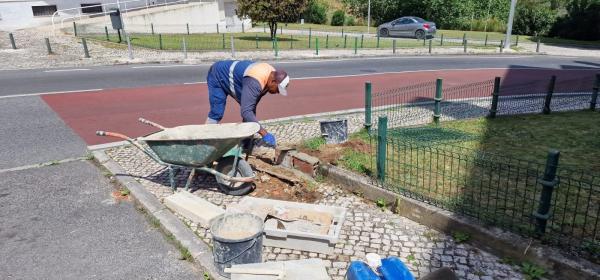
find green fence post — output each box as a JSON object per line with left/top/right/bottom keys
{"left": 365, "top": 82, "right": 372, "bottom": 131}
{"left": 105, "top": 26, "right": 109, "bottom": 41}
{"left": 376, "top": 33, "right": 380, "bottom": 48}
{"left": 376, "top": 116, "right": 388, "bottom": 182}
{"left": 462, "top": 33, "right": 466, "bottom": 45}
{"left": 440, "top": 34, "right": 444, "bottom": 46}
{"left": 534, "top": 150, "right": 560, "bottom": 237}
{"left": 393, "top": 39, "right": 396, "bottom": 54}
{"left": 255, "top": 34, "right": 259, "bottom": 49}
{"left": 326, "top": 34, "right": 329, "bottom": 49}
{"left": 485, "top": 34, "right": 488, "bottom": 46}
{"left": 73, "top": 22, "right": 78, "bottom": 36}
{"left": 308, "top": 28, "right": 312, "bottom": 48}
{"left": 590, "top": 74, "right": 600, "bottom": 110}
{"left": 360, "top": 34, "right": 364, "bottom": 48}
{"left": 464, "top": 39, "right": 467, "bottom": 53}
{"left": 354, "top": 37, "right": 358, "bottom": 54}
{"left": 429, "top": 39, "right": 432, "bottom": 54}
{"left": 186, "top": 23, "right": 190, "bottom": 35}
{"left": 45, "top": 38, "right": 52, "bottom": 54}
{"left": 344, "top": 35, "right": 347, "bottom": 48}
{"left": 290, "top": 34, "right": 293, "bottom": 49}
{"left": 82, "top": 38, "right": 90, "bottom": 58}
{"left": 500, "top": 40, "right": 504, "bottom": 53}
{"left": 222, "top": 33, "right": 225, "bottom": 49}
{"left": 9, "top": 33, "right": 16, "bottom": 49}
{"left": 158, "top": 34, "right": 163, "bottom": 50}
{"left": 217, "top": 23, "right": 220, "bottom": 34}
{"left": 543, "top": 75, "right": 556, "bottom": 114}
{"left": 536, "top": 38, "right": 541, "bottom": 53}
{"left": 515, "top": 35, "right": 519, "bottom": 46}
{"left": 341, "top": 28, "right": 344, "bottom": 38}
{"left": 117, "top": 29, "right": 122, "bottom": 43}
{"left": 433, "top": 78, "right": 443, "bottom": 125}
{"left": 488, "top": 77, "right": 501, "bottom": 118}
{"left": 151, "top": 23, "right": 154, "bottom": 35}
{"left": 423, "top": 38, "right": 426, "bottom": 46}
{"left": 315, "top": 37, "right": 319, "bottom": 55}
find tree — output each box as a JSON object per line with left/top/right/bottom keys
{"left": 304, "top": 0, "right": 328, "bottom": 24}
{"left": 513, "top": 3, "right": 557, "bottom": 36}
{"left": 331, "top": 10, "right": 346, "bottom": 26}
{"left": 236, "top": 0, "right": 308, "bottom": 39}
{"left": 549, "top": 0, "right": 600, "bottom": 40}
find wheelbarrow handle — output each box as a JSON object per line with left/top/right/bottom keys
{"left": 96, "top": 131, "right": 133, "bottom": 141}
{"left": 138, "top": 117, "right": 166, "bottom": 130}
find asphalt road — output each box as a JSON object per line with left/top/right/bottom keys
{"left": 2, "top": 55, "right": 599, "bottom": 97}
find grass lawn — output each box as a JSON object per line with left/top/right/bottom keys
{"left": 300, "top": 110, "right": 600, "bottom": 260}
{"left": 84, "top": 31, "right": 496, "bottom": 51}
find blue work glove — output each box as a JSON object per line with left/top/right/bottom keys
{"left": 262, "top": 133, "right": 276, "bottom": 147}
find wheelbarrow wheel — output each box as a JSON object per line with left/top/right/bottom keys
{"left": 214, "top": 156, "right": 255, "bottom": 196}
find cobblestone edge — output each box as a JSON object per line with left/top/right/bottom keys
{"left": 319, "top": 163, "right": 600, "bottom": 280}
{"left": 91, "top": 149, "right": 228, "bottom": 280}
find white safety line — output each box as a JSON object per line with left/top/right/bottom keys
{"left": 44, "top": 68, "right": 91, "bottom": 73}
{"left": 0, "top": 88, "right": 104, "bottom": 99}
{"left": 131, "top": 64, "right": 201, "bottom": 69}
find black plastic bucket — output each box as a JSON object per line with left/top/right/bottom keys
{"left": 210, "top": 213, "right": 264, "bottom": 277}
{"left": 320, "top": 119, "right": 348, "bottom": 144}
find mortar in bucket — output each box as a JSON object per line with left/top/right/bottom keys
{"left": 320, "top": 119, "right": 348, "bottom": 144}
{"left": 210, "top": 213, "right": 264, "bottom": 277}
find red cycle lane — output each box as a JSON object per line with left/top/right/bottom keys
{"left": 42, "top": 68, "right": 596, "bottom": 145}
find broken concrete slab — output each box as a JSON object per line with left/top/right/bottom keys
{"left": 164, "top": 191, "right": 225, "bottom": 228}
{"left": 229, "top": 258, "right": 330, "bottom": 280}
{"left": 228, "top": 197, "right": 346, "bottom": 254}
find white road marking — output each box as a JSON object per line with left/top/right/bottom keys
{"left": 131, "top": 64, "right": 200, "bottom": 69}
{"left": 0, "top": 88, "right": 103, "bottom": 99}
{"left": 44, "top": 68, "right": 91, "bottom": 73}
{"left": 183, "top": 82, "right": 207, "bottom": 85}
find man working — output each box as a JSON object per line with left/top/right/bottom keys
{"left": 205, "top": 60, "right": 290, "bottom": 147}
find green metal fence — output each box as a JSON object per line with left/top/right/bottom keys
{"left": 368, "top": 122, "right": 600, "bottom": 262}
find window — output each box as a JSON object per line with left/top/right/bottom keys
{"left": 32, "top": 5, "right": 57, "bottom": 17}
{"left": 399, "top": 18, "right": 413, "bottom": 24}
{"left": 81, "top": 4, "right": 103, "bottom": 14}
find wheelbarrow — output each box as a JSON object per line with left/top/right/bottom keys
{"left": 96, "top": 117, "right": 259, "bottom": 196}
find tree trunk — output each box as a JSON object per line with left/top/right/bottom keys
{"left": 269, "top": 21, "right": 278, "bottom": 40}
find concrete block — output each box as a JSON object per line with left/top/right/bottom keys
{"left": 230, "top": 258, "right": 330, "bottom": 280}
{"left": 291, "top": 152, "right": 320, "bottom": 177}
{"left": 164, "top": 191, "right": 225, "bottom": 228}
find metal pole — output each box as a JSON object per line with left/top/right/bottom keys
{"left": 376, "top": 116, "right": 388, "bottom": 182}
{"left": 117, "top": 29, "right": 122, "bottom": 43}
{"left": 126, "top": 35, "right": 133, "bottom": 60}
{"left": 151, "top": 23, "right": 154, "bottom": 35}
{"left": 274, "top": 36, "right": 278, "bottom": 57}
{"left": 326, "top": 34, "right": 329, "bottom": 49}
{"left": 440, "top": 34, "right": 444, "bottom": 46}
{"left": 462, "top": 33, "right": 466, "bottom": 45}
{"left": 308, "top": 28, "right": 312, "bottom": 48}
{"left": 82, "top": 38, "right": 90, "bottom": 58}
{"left": 464, "top": 39, "right": 467, "bottom": 53}
{"left": 230, "top": 34, "right": 235, "bottom": 57}
{"left": 428, "top": 39, "right": 432, "bottom": 54}
{"left": 534, "top": 150, "right": 560, "bottom": 237}
{"left": 73, "top": 22, "right": 78, "bottom": 36}
{"left": 290, "top": 34, "right": 293, "bottom": 49}
{"left": 242, "top": 22, "right": 245, "bottom": 33}
{"left": 315, "top": 37, "right": 319, "bottom": 55}
{"left": 186, "top": 23, "right": 190, "bottom": 35}
{"left": 590, "top": 74, "right": 600, "bottom": 110}
{"left": 255, "top": 34, "right": 259, "bottom": 49}
{"left": 488, "top": 77, "right": 501, "bottom": 118}
{"left": 222, "top": 33, "right": 225, "bottom": 49}
{"left": 393, "top": 39, "right": 396, "bottom": 54}
{"left": 543, "top": 75, "right": 556, "bottom": 114}
{"left": 105, "top": 26, "right": 109, "bottom": 41}
{"left": 376, "top": 33, "right": 380, "bottom": 48}
{"left": 515, "top": 35, "right": 519, "bottom": 46}
{"left": 504, "top": 0, "right": 517, "bottom": 49}
{"left": 182, "top": 37, "right": 187, "bottom": 59}
{"left": 500, "top": 40, "right": 504, "bottom": 53}
{"left": 217, "top": 23, "right": 220, "bottom": 34}
{"left": 344, "top": 35, "right": 347, "bottom": 48}
{"left": 536, "top": 38, "right": 541, "bottom": 53}
{"left": 45, "top": 38, "right": 52, "bottom": 54}
{"left": 158, "top": 34, "right": 163, "bottom": 50}
{"left": 433, "top": 78, "right": 443, "bottom": 125}
{"left": 485, "top": 34, "right": 488, "bottom": 46}
{"left": 365, "top": 82, "right": 372, "bottom": 131}
{"left": 354, "top": 37, "right": 358, "bottom": 54}
{"left": 361, "top": 34, "right": 364, "bottom": 48}
{"left": 9, "top": 33, "right": 16, "bottom": 49}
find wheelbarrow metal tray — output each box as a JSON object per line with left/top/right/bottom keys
{"left": 141, "top": 123, "right": 260, "bottom": 167}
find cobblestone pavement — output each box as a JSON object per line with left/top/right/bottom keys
{"left": 106, "top": 146, "right": 524, "bottom": 279}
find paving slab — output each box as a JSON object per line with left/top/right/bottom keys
{"left": 165, "top": 191, "right": 225, "bottom": 228}
{"left": 0, "top": 160, "right": 200, "bottom": 279}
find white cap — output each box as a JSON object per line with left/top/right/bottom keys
{"left": 278, "top": 75, "right": 290, "bottom": 96}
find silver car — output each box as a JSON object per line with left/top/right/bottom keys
{"left": 377, "top": 16, "right": 436, "bottom": 39}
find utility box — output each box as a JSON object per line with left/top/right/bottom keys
{"left": 109, "top": 9, "right": 123, "bottom": 30}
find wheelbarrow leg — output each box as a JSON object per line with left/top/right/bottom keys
{"left": 184, "top": 168, "right": 196, "bottom": 191}
{"left": 168, "top": 166, "right": 176, "bottom": 192}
